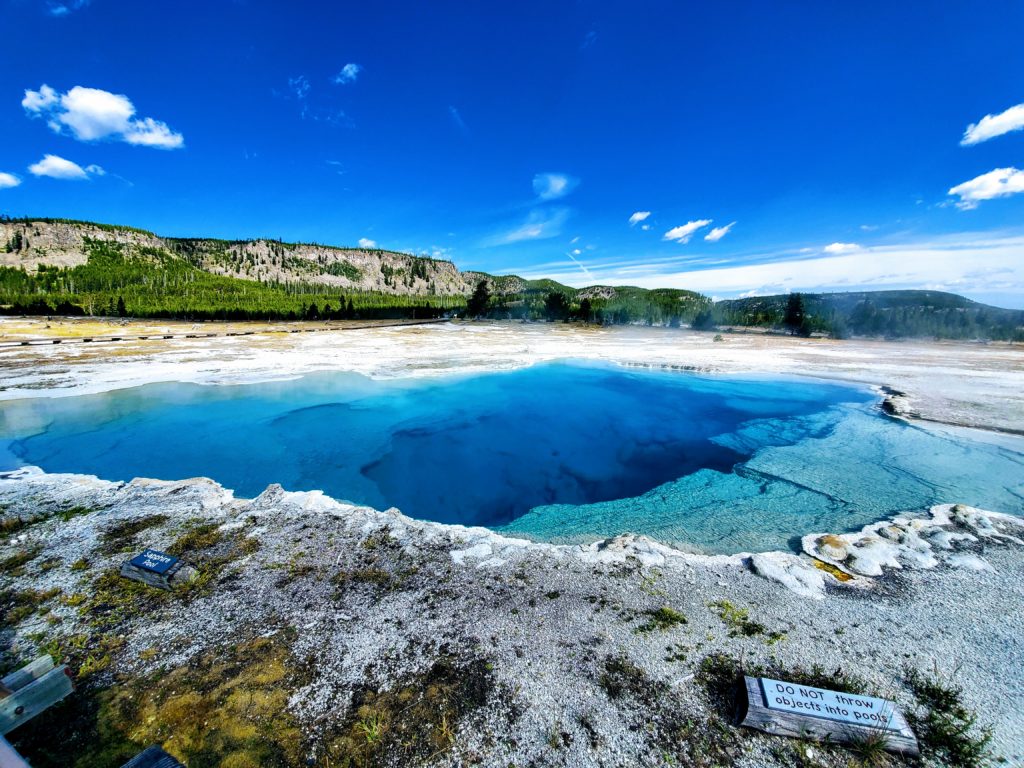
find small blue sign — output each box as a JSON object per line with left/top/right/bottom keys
{"left": 129, "top": 549, "right": 178, "bottom": 575}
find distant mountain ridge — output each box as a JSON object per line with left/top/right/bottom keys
{"left": 0, "top": 217, "right": 1021, "bottom": 339}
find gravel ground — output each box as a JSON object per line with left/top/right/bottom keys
{"left": 1, "top": 471, "right": 1021, "bottom": 767}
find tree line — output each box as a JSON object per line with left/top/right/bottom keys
{"left": 0, "top": 240, "right": 460, "bottom": 321}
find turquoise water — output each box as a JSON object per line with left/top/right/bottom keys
{"left": 1, "top": 362, "right": 1022, "bottom": 553}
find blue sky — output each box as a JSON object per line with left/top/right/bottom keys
{"left": 2, "top": 1, "right": 1024, "bottom": 307}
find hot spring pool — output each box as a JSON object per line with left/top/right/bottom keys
{"left": 1, "top": 361, "right": 1022, "bottom": 553}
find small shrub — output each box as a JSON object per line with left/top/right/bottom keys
{"left": 0, "top": 547, "right": 40, "bottom": 575}
{"left": 0, "top": 513, "right": 45, "bottom": 535}
{"left": 98, "top": 515, "right": 168, "bottom": 554}
{"left": 709, "top": 599, "right": 785, "bottom": 643}
{"left": 906, "top": 667, "right": 993, "bottom": 768}
{"left": 1, "top": 588, "right": 61, "bottom": 629}
{"left": 636, "top": 605, "right": 688, "bottom": 633}
{"left": 57, "top": 506, "right": 93, "bottom": 522}
{"left": 166, "top": 522, "right": 222, "bottom": 556}
{"left": 599, "top": 654, "right": 660, "bottom": 700}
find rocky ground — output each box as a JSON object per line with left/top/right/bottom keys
{"left": 1, "top": 469, "right": 1022, "bottom": 768}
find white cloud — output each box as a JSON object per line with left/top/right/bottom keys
{"left": 333, "top": 63, "right": 362, "bottom": 85}
{"left": 28, "top": 154, "right": 102, "bottom": 180}
{"left": 961, "top": 103, "right": 1024, "bottom": 146}
{"left": 0, "top": 172, "right": 21, "bottom": 189}
{"left": 22, "top": 84, "right": 184, "bottom": 149}
{"left": 663, "top": 219, "right": 712, "bottom": 243}
{"left": 948, "top": 167, "right": 1024, "bottom": 210}
{"left": 485, "top": 208, "right": 569, "bottom": 246}
{"left": 21, "top": 84, "right": 58, "bottom": 112}
{"left": 508, "top": 232, "right": 1024, "bottom": 305}
{"left": 532, "top": 172, "right": 578, "bottom": 201}
{"left": 629, "top": 211, "right": 651, "bottom": 226}
{"left": 122, "top": 117, "right": 183, "bottom": 148}
{"left": 704, "top": 222, "right": 735, "bottom": 242}
{"left": 358, "top": 238, "right": 377, "bottom": 248}
{"left": 823, "top": 242, "right": 861, "bottom": 254}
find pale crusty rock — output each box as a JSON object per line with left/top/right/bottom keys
{"left": 802, "top": 504, "right": 1024, "bottom": 579}
{"left": 748, "top": 552, "right": 827, "bottom": 600}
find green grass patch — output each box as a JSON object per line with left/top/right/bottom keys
{"left": 906, "top": 667, "right": 993, "bottom": 768}
{"left": 0, "top": 546, "right": 41, "bottom": 575}
{"left": 635, "top": 605, "right": 688, "bottom": 633}
{"left": 96, "top": 514, "right": 169, "bottom": 555}
{"left": 709, "top": 599, "right": 786, "bottom": 644}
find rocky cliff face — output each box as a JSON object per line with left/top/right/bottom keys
{"left": 0, "top": 220, "right": 494, "bottom": 297}
{"left": 0, "top": 220, "right": 165, "bottom": 269}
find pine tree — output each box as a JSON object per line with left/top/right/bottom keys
{"left": 466, "top": 280, "right": 490, "bottom": 318}
{"left": 783, "top": 293, "right": 805, "bottom": 335}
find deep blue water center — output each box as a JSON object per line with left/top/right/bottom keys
{"left": 2, "top": 362, "right": 1022, "bottom": 553}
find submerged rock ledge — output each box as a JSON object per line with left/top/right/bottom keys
{"left": 1, "top": 468, "right": 1022, "bottom": 766}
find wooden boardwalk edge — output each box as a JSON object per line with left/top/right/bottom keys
{"left": 0, "top": 318, "right": 449, "bottom": 350}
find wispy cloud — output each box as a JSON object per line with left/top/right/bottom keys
{"left": 961, "top": 103, "right": 1024, "bottom": 146}
{"left": 47, "top": 0, "right": 89, "bottom": 16}
{"left": 566, "top": 249, "right": 595, "bottom": 281}
{"left": 0, "top": 172, "right": 21, "bottom": 189}
{"left": 288, "top": 76, "right": 311, "bottom": 99}
{"left": 448, "top": 105, "right": 469, "bottom": 135}
{"left": 358, "top": 237, "right": 377, "bottom": 248}
{"left": 704, "top": 222, "right": 735, "bottom": 242}
{"left": 581, "top": 30, "right": 598, "bottom": 49}
{"left": 333, "top": 63, "right": 362, "bottom": 85}
{"left": 22, "top": 84, "right": 184, "bottom": 149}
{"left": 533, "top": 172, "right": 578, "bottom": 201}
{"left": 628, "top": 211, "right": 651, "bottom": 226}
{"left": 663, "top": 219, "right": 712, "bottom": 243}
{"left": 28, "top": 154, "right": 103, "bottom": 180}
{"left": 484, "top": 207, "right": 570, "bottom": 246}
{"left": 948, "top": 167, "right": 1024, "bottom": 209}
{"left": 823, "top": 242, "right": 861, "bottom": 254}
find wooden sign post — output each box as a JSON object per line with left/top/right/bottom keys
{"left": 120, "top": 549, "right": 195, "bottom": 590}
{"left": 740, "top": 676, "right": 919, "bottom": 756}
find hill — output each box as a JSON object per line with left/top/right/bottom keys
{"left": 0, "top": 217, "right": 1019, "bottom": 338}
{"left": 715, "top": 290, "right": 1024, "bottom": 341}
{"left": 0, "top": 217, "right": 710, "bottom": 324}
